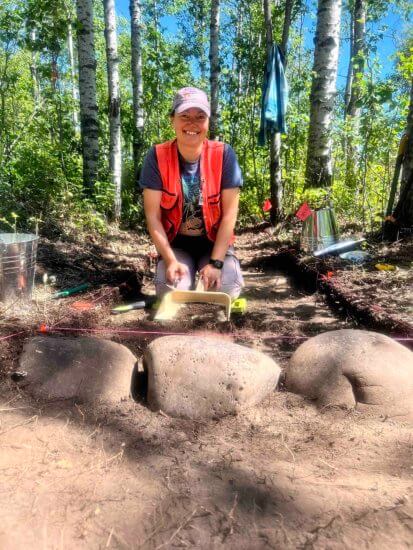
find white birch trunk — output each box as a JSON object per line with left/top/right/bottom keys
{"left": 305, "top": 0, "right": 342, "bottom": 188}
{"left": 103, "top": 0, "right": 122, "bottom": 220}
{"left": 230, "top": 6, "right": 243, "bottom": 145}
{"left": 209, "top": 0, "right": 220, "bottom": 140}
{"left": 29, "top": 29, "right": 40, "bottom": 107}
{"left": 67, "top": 21, "right": 80, "bottom": 133}
{"left": 344, "top": 0, "right": 366, "bottom": 188}
{"left": 152, "top": 0, "right": 161, "bottom": 139}
{"left": 194, "top": 1, "right": 208, "bottom": 82}
{"left": 344, "top": 10, "right": 354, "bottom": 116}
{"left": 76, "top": 0, "right": 99, "bottom": 192}
{"left": 347, "top": 0, "right": 366, "bottom": 119}
{"left": 130, "top": 0, "right": 144, "bottom": 180}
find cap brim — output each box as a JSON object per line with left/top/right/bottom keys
{"left": 174, "top": 102, "right": 210, "bottom": 118}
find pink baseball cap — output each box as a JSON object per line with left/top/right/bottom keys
{"left": 171, "top": 87, "right": 210, "bottom": 117}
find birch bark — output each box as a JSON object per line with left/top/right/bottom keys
{"left": 344, "top": 0, "right": 366, "bottom": 188}
{"left": 192, "top": 1, "right": 208, "bottom": 82}
{"left": 305, "top": 0, "right": 342, "bottom": 189}
{"left": 344, "top": 11, "right": 354, "bottom": 115}
{"left": 103, "top": 0, "right": 122, "bottom": 220}
{"left": 230, "top": 4, "right": 243, "bottom": 146}
{"left": 152, "top": 0, "right": 161, "bottom": 139}
{"left": 130, "top": 0, "right": 144, "bottom": 180}
{"left": 67, "top": 21, "right": 80, "bottom": 133}
{"left": 29, "top": 28, "right": 40, "bottom": 107}
{"left": 346, "top": 0, "right": 365, "bottom": 119}
{"left": 76, "top": 0, "right": 99, "bottom": 192}
{"left": 209, "top": 0, "right": 220, "bottom": 140}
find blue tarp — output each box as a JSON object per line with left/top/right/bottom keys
{"left": 258, "top": 43, "right": 288, "bottom": 145}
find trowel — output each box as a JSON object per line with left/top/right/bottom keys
{"left": 154, "top": 279, "right": 232, "bottom": 321}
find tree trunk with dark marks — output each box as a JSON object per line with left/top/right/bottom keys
{"left": 67, "top": 21, "right": 80, "bottom": 133}
{"left": 76, "top": 0, "right": 99, "bottom": 193}
{"left": 304, "top": 0, "right": 342, "bottom": 189}
{"left": 345, "top": 0, "right": 366, "bottom": 189}
{"left": 209, "top": 0, "right": 220, "bottom": 140}
{"left": 103, "top": 0, "right": 122, "bottom": 220}
{"left": 130, "top": 0, "right": 144, "bottom": 182}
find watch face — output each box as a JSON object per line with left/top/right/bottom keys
{"left": 210, "top": 259, "right": 224, "bottom": 269}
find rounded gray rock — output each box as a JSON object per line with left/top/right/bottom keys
{"left": 141, "top": 335, "right": 281, "bottom": 419}
{"left": 17, "top": 336, "right": 137, "bottom": 404}
{"left": 285, "top": 329, "right": 413, "bottom": 419}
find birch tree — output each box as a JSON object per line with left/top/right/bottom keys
{"left": 67, "top": 20, "right": 80, "bottom": 133}
{"left": 345, "top": 0, "right": 365, "bottom": 117}
{"left": 188, "top": 0, "right": 209, "bottom": 83}
{"left": 130, "top": 0, "right": 144, "bottom": 180}
{"left": 76, "top": 0, "right": 99, "bottom": 192}
{"left": 103, "top": 0, "right": 122, "bottom": 220}
{"left": 209, "top": 0, "right": 220, "bottom": 140}
{"left": 304, "top": 0, "right": 342, "bottom": 189}
{"left": 29, "top": 28, "right": 40, "bottom": 107}
{"left": 344, "top": 0, "right": 366, "bottom": 187}
{"left": 151, "top": 0, "right": 161, "bottom": 139}
{"left": 229, "top": 2, "right": 243, "bottom": 145}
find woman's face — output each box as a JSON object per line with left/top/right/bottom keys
{"left": 171, "top": 108, "right": 209, "bottom": 148}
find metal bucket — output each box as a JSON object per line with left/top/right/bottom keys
{"left": 0, "top": 233, "right": 39, "bottom": 304}
{"left": 300, "top": 207, "right": 340, "bottom": 252}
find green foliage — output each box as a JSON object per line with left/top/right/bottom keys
{"left": 0, "top": 0, "right": 411, "bottom": 235}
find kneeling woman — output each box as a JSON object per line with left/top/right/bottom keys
{"left": 140, "top": 86, "right": 244, "bottom": 298}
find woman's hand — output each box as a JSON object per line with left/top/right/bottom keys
{"left": 199, "top": 264, "right": 222, "bottom": 291}
{"left": 165, "top": 260, "right": 189, "bottom": 285}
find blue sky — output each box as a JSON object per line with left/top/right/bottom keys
{"left": 116, "top": 0, "right": 411, "bottom": 88}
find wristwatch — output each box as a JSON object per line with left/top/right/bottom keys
{"left": 209, "top": 258, "right": 224, "bottom": 269}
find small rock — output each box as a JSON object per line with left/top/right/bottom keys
{"left": 138, "top": 335, "right": 281, "bottom": 419}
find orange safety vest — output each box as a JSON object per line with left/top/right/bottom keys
{"left": 155, "top": 139, "right": 235, "bottom": 244}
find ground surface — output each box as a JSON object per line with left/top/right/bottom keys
{"left": 0, "top": 228, "right": 412, "bottom": 549}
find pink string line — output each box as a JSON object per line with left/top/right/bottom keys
{"left": 39, "top": 326, "right": 311, "bottom": 338}
{"left": 0, "top": 330, "right": 27, "bottom": 341}
{"left": 37, "top": 326, "right": 413, "bottom": 342}
{"left": 0, "top": 327, "right": 412, "bottom": 342}
{"left": 39, "top": 325, "right": 188, "bottom": 337}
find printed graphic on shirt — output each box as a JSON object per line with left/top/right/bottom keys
{"left": 178, "top": 174, "right": 205, "bottom": 236}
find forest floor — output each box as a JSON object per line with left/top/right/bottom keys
{"left": 0, "top": 226, "right": 412, "bottom": 549}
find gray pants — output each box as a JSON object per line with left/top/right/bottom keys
{"left": 155, "top": 249, "right": 244, "bottom": 298}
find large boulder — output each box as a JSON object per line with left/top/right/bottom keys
{"left": 16, "top": 336, "right": 137, "bottom": 404}
{"left": 285, "top": 329, "right": 413, "bottom": 419}
{"left": 140, "top": 335, "right": 281, "bottom": 419}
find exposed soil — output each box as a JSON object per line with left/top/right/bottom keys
{"left": 0, "top": 228, "right": 412, "bottom": 549}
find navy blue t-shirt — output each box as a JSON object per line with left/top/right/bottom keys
{"left": 140, "top": 144, "right": 242, "bottom": 237}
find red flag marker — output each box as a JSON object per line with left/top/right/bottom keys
{"left": 320, "top": 271, "right": 334, "bottom": 281}
{"left": 295, "top": 202, "right": 312, "bottom": 221}
{"left": 262, "top": 199, "right": 272, "bottom": 212}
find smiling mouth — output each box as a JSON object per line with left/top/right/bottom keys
{"left": 184, "top": 130, "right": 199, "bottom": 135}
